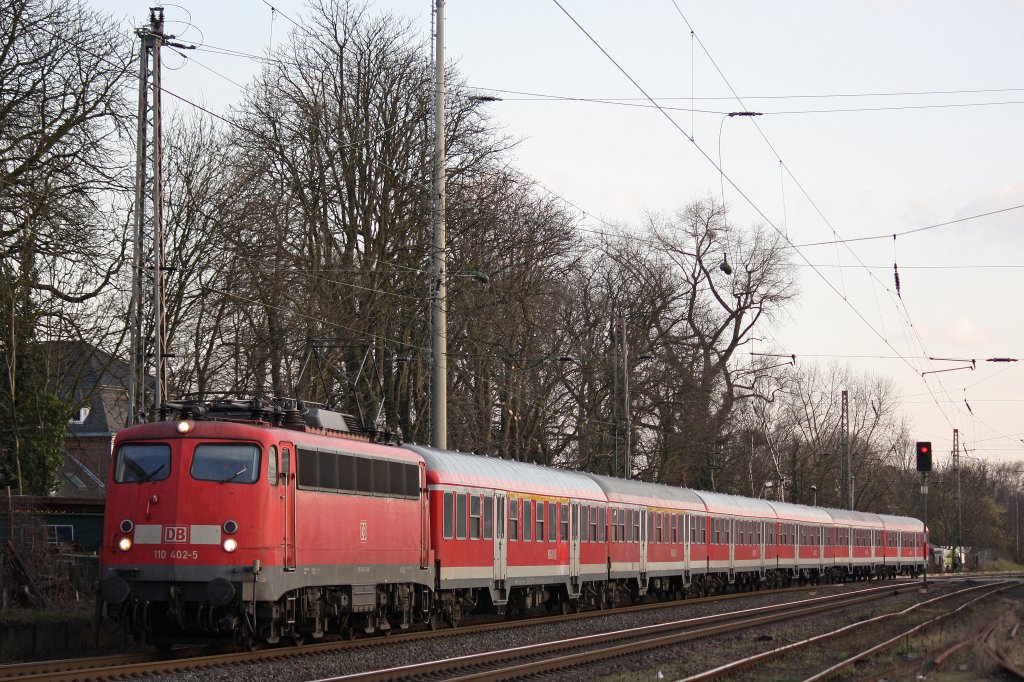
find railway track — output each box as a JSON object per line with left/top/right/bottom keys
{"left": 679, "top": 579, "right": 1018, "bottom": 680}
{"left": 0, "top": 580, "right": 901, "bottom": 681}
{"left": 3, "top": 576, "right": 1012, "bottom": 681}
{"left": 313, "top": 582, "right": 925, "bottom": 681}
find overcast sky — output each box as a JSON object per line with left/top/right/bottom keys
{"left": 94, "top": 1, "right": 1024, "bottom": 466}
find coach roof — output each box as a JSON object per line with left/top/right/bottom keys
{"left": 765, "top": 500, "right": 835, "bottom": 524}
{"left": 582, "top": 473, "right": 706, "bottom": 510}
{"left": 406, "top": 445, "right": 606, "bottom": 500}
{"left": 693, "top": 490, "right": 777, "bottom": 518}
{"left": 823, "top": 508, "right": 884, "bottom": 528}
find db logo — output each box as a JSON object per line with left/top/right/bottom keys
{"left": 164, "top": 526, "right": 188, "bottom": 543}
{"left": 359, "top": 521, "right": 367, "bottom": 542}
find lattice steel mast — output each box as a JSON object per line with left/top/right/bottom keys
{"left": 128, "top": 7, "right": 168, "bottom": 425}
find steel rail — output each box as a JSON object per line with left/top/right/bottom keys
{"left": 0, "top": 581, "right": 878, "bottom": 681}
{"left": 802, "top": 581, "right": 1018, "bottom": 682}
{"left": 317, "top": 583, "right": 922, "bottom": 681}
{"left": 679, "top": 582, "right": 1008, "bottom": 681}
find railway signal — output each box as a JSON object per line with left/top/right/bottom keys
{"left": 915, "top": 441, "right": 932, "bottom": 472}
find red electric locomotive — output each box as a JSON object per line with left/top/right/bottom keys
{"left": 99, "top": 401, "right": 432, "bottom": 645}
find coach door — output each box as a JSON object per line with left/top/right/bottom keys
{"left": 493, "top": 493, "right": 507, "bottom": 583}
{"left": 280, "top": 442, "right": 296, "bottom": 571}
{"left": 639, "top": 508, "right": 648, "bottom": 576}
{"left": 728, "top": 518, "right": 735, "bottom": 572}
{"left": 569, "top": 501, "right": 581, "bottom": 587}
{"left": 419, "top": 462, "right": 429, "bottom": 569}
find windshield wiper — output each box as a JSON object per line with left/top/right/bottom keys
{"left": 219, "top": 467, "right": 247, "bottom": 484}
{"left": 138, "top": 463, "right": 165, "bottom": 483}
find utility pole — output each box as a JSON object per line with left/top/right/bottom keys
{"left": 128, "top": 7, "right": 168, "bottom": 426}
{"left": 430, "top": 0, "right": 447, "bottom": 450}
{"left": 953, "top": 428, "right": 962, "bottom": 570}
{"left": 840, "top": 389, "right": 850, "bottom": 509}
{"left": 613, "top": 317, "right": 631, "bottom": 479}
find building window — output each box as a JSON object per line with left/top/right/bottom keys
{"left": 68, "top": 406, "right": 90, "bottom": 424}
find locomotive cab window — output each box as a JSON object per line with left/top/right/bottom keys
{"left": 191, "top": 443, "right": 260, "bottom": 483}
{"left": 114, "top": 443, "right": 171, "bottom": 483}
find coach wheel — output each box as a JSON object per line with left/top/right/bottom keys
{"left": 290, "top": 632, "right": 305, "bottom": 646}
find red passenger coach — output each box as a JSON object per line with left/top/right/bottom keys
{"left": 584, "top": 475, "right": 707, "bottom": 600}
{"left": 878, "top": 513, "right": 928, "bottom": 577}
{"left": 407, "top": 445, "right": 608, "bottom": 619}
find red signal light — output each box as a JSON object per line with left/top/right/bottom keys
{"left": 915, "top": 441, "right": 932, "bottom": 472}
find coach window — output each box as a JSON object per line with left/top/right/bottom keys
{"left": 268, "top": 445, "right": 278, "bottom": 486}
{"left": 599, "top": 507, "right": 607, "bottom": 542}
{"left": 654, "top": 513, "right": 662, "bottom": 544}
{"left": 470, "top": 495, "right": 481, "bottom": 540}
{"left": 483, "top": 495, "right": 493, "bottom": 540}
{"left": 523, "top": 500, "right": 533, "bottom": 541}
{"left": 192, "top": 444, "right": 260, "bottom": 484}
{"left": 580, "top": 506, "right": 589, "bottom": 542}
{"left": 536, "top": 501, "right": 546, "bottom": 542}
{"left": 456, "top": 493, "right": 468, "bottom": 540}
{"left": 547, "top": 502, "right": 557, "bottom": 542}
{"left": 113, "top": 443, "right": 171, "bottom": 483}
{"left": 509, "top": 498, "right": 519, "bottom": 541}
{"left": 443, "top": 492, "right": 454, "bottom": 540}
{"left": 560, "top": 504, "right": 569, "bottom": 542}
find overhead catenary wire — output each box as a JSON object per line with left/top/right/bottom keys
{"left": 551, "top": 0, "right": 960, "bottom": 426}
{"left": 662, "top": 0, "right": 979, "bottom": 435}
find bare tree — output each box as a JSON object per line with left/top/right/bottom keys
{"left": 643, "top": 198, "right": 796, "bottom": 488}
{"left": 0, "top": 0, "right": 132, "bottom": 492}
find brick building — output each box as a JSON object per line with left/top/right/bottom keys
{"left": 51, "top": 342, "right": 132, "bottom": 498}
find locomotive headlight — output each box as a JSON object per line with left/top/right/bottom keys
{"left": 222, "top": 537, "right": 238, "bottom": 552}
{"left": 177, "top": 420, "right": 192, "bottom": 434}
{"left": 118, "top": 537, "right": 133, "bottom": 552}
